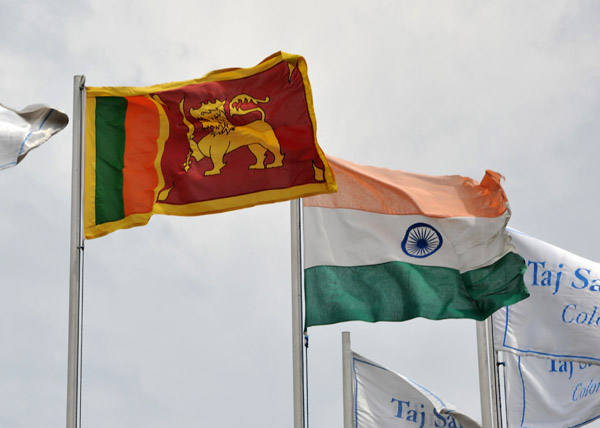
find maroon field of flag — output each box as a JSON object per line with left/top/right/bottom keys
{"left": 84, "top": 52, "right": 336, "bottom": 238}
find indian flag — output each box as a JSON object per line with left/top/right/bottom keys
{"left": 303, "top": 157, "right": 528, "bottom": 327}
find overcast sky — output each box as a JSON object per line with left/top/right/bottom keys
{"left": 1, "top": 1, "right": 599, "bottom": 427}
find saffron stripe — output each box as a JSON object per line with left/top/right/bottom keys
{"left": 304, "top": 252, "right": 527, "bottom": 327}
{"left": 304, "top": 156, "right": 507, "bottom": 218}
{"left": 123, "top": 95, "right": 159, "bottom": 217}
{"left": 95, "top": 97, "right": 127, "bottom": 224}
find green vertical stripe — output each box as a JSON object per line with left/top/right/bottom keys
{"left": 304, "top": 252, "right": 528, "bottom": 327}
{"left": 95, "top": 97, "right": 127, "bottom": 224}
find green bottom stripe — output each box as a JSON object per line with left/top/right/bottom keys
{"left": 304, "top": 252, "right": 528, "bottom": 327}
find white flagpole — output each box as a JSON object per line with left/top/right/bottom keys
{"left": 66, "top": 75, "right": 86, "bottom": 428}
{"left": 290, "top": 199, "right": 306, "bottom": 428}
{"left": 476, "top": 321, "right": 492, "bottom": 428}
{"left": 476, "top": 320, "right": 500, "bottom": 428}
{"left": 486, "top": 317, "right": 502, "bottom": 427}
{"left": 342, "top": 331, "right": 353, "bottom": 428}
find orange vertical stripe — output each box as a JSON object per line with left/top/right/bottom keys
{"left": 123, "top": 96, "right": 160, "bottom": 217}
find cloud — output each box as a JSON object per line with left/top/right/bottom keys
{"left": 1, "top": 0, "right": 600, "bottom": 426}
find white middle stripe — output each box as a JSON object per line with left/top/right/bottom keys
{"left": 303, "top": 206, "right": 514, "bottom": 273}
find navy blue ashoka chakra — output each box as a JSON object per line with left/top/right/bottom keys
{"left": 401, "top": 223, "right": 443, "bottom": 258}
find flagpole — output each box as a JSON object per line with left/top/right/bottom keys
{"left": 486, "top": 317, "right": 502, "bottom": 427}
{"left": 342, "top": 331, "right": 353, "bottom": 428}
{"left": 67, "top": 75, "right": 86, "bottom": 428}
{"left": 290, "top": 199, "right": 306, "bottom": 428}
{"left": 476, "top": 320, "right": 499, "bottom": 428}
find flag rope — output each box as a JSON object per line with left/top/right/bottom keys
{"left": 77, "top": 244, "right": 85, "bottom": 428}
{"left": 304, "top": 334, "right": 310, "bottom": 428}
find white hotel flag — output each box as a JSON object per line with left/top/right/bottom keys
{"left": 503, "top": 352, "right": 600, "bottom": 428}
{"left": 347, "top": 350, "right": 481, "bottom": 428}
{"left": 0, "top": 103, "right": 68, "bottom": 170}
{"left": 492, "top": 229, "right": 600, "bottom": 363}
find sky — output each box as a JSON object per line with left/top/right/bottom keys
{"left": 1, "top": 0, "right": 599, "bottom": 427}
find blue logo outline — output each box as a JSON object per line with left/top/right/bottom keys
{"left": 401, "top": 222, "right": 443, "bottom": 258}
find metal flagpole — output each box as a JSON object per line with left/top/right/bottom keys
{"left": 476, "top": 321, "right": 493, "bottom": 428}
{"left": 486, "top": 317, "right": 503, "bottom": 428}
{"left": 290, "top": 199, "right": 306, "bottom": 428}
{"left": 476, "top": 320, "right": 499, "bottom": 428}
{"left": 66, "top": 75, "right": 86, "bottom": 428}
{"left": 342, "top": 331, "right": 353, "bottom": 428}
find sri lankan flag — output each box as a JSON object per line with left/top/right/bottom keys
{"left": 84, "top": 52, "right": 336, "bottom": 239}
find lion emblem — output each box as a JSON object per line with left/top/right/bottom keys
{"left": 179, "top": 94, "right": 284, "bottom": 176}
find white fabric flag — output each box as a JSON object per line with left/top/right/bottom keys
{"left": 493, "top": 229, "right": 600, "bottom": 363}
{"left": 351, "top": 351, "right": 481, "bottom": 428}
{"left": 504, "top": 352, "right": 600, "bottom": 427}
{"left": 0, "top": 103, "right": 68, "bottom": 170}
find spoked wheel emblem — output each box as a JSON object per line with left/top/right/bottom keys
{"left": 401, "top": 223, "right": 443, "bottom": 258}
